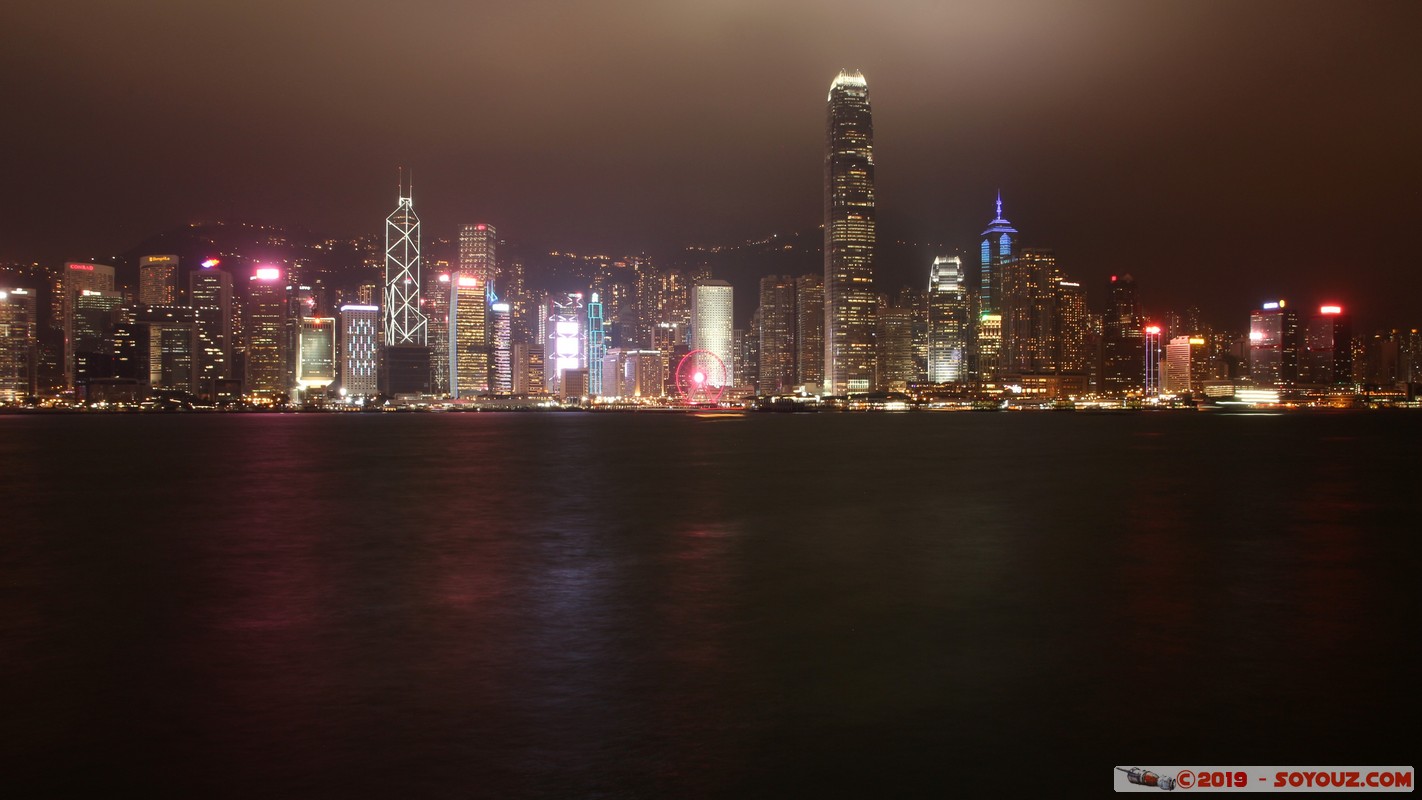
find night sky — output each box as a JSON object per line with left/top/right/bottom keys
{"left": 3, "top": 1, "right": 1419, "bottom": 327}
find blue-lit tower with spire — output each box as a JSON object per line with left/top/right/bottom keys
{"left": 974, "top": 193, "right": 1016, "bottom": 382}
{"left": 979, "top": 192, "right": 1017, "bottom": 317}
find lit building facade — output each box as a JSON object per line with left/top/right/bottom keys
{"left": 491, "top": 302, "right": 512, "bottom": 393}
{"left": 512, "top": 342, "right": 545, "bottom": 395}
{"left": 1101, "top": 274, "right": 1144, "bottom": 395}
{"left": 691, "top": 280, "right": 733, "bottom": 380}
{"left": 758, "top": 275, "right": 797, "bottom": 394}
{"left": 458, "top": 224, "right": 497, "bottom": 303}
{"left": 189, "top": 263, "right": 232, "bottom": 399}
{"left": 622, "top": 349, "right": 665, "bottom": 398}
{"left": 587, "top": 292, "right": 606, "bottom": 396}
{"left": 339, "top": 304, "right": 379, "bottom": 397}
{"left": 1143, "top": 324, "right": 1163, "bottom": 396}
{"left": 795, "top": 274, "right": 824, "bottom": 390}
{"left": 1056, "top": 280, "right": 1089, "bottom": 375}
{"left": 876, "top": 301, "right": 916, "bottom": 391}
{"left": 137, "top": 305, "right": 198, "bottom": 393}
{"left": 547, "top": 292, "right": 584, "bottom": 394}
{"left": 1164, "top": 335, "right": 1208, "bottom": 396}
{"left": 61, "top": 262, "right": 116, "bottom": 388}
{"left": 979, "top": 193, "right": 1018, "bottom": 323}
{"left": 138, "top": 255, "right": 179, "bottom": 306}
{"left": 1249, "top": 300, "right": 1301, "bottom": 386}
{"left": 449, "top": 274, "right": 488, "bottom": 398}
{"left": 824, "top": 69, "right": 877, "bottom": 393}
{"left": 0, "top": 288, "right": 37, "bottom": 401}
{"left": 426, "top": 273, "right": 452, "bottom": 395}
{"left": 246, "top": 267, "right": 289, "bottom": 398}
{"left": 1302, "top": 305, "right": 1352, "bottom": 386}
{"left": 1002, "top": 248, "right": 1061, "bottom": 374}
{"left": 297, "top": 316, "right": 336, "bottom": 389}
{"left": 71, "top": 289, "right": 124, "bottom": 388}
{"left": 927, "top": 255, "right": 968, "bottom": 383}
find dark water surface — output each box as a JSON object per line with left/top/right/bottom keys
{"left": 2, "top": 411, "right": 1417, "bottom": 796}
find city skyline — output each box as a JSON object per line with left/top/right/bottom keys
{"left": 2, "top": 2, "right": 1418, "bottom": 330}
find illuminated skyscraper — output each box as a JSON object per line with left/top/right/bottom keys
{"left": 449, "top": 274, "right": 488, "bottom": 398}
{"left": 139, "top": 255, "right": 179, "bottom": 306}
{"left": 979, "top": 193, "right": 1017, "bottom": 319}
{"left": 71, "top": 289, "right": 124, "bottom": 388}
{"left": 61, "top": 262, "right": 116, "bottom": 388}
{"left": 876, "top": 300, "right": 916, "bottom": 392}
{"left": 758, "top": 275, "right": 797, "bottom": 394}
{"left": 795, "top": 274, "right": 824, "bottom": 390}
{"left": 189, "top": 262, "right": 232, "bottom": 399}
{"left": 691, "top": 280, "right": 733, "bottom": 379}
{"left": 824, "top": 69, "right": 877, "bottom": 394}
{"left": 0, "top": 288, "right": 37, "bottom": 401}
{"left": 383, "top": 174, "right": 426, "bottom": 346}
{"left": 1143, "top": 324, "right": 1163, "bottom": 396}
{"left": 136, "top": 305, "right": 198, "bottom": 393}
{"left": 1002, "top": 248, "right": 1062, "bottom": 373}
{"left": 1055, "top": 280, "right": 1089, "bottom": 375}
{"left": 927, "top": 256, "right": 968, "bottom": 383}
{"left": 426, "top": 273, "right": 452, "bottom": 394}
{"left": 975, "top": 195, "right": 1017, "bottom": 381}
{"left": 491, "top": 302, "right": 512, "bottom": 393}
{"left": 547, "top": 292, "right": 584, "bottom": 394}
{"left": 1302, "top": 305, "right": 1352, "bottom": 386}
{"left": 339, "top": 304, "right": 379, "bottom": 397}
{"left": 458, "top": 224, "right": 497, "bottom": 305}
{"left": 297, "top": 316, "right": 336, "bottom": 391}
{"left": 512, "top": 342, "right": 545, "bottom": 395}
{"left": 1101, "top": 274, "right": 1144, "bottom": 395}
{"left": 586, "top": 293, "right": 606, "bottom": 396}
{"left": 246, "top": 267, "right": 289, "bottom": 398}
{"left": 1249, "top": 300, "right": 1301, "bottom": 386}
{"left": 1164, "top": 335, "right": 1208, "bottom": 395}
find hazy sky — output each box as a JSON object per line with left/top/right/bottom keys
{"left": 3, "top": 1, "right": 1419, "bottom": 326}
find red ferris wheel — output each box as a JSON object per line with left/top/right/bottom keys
{"left": 674, "top": 349, "right": 728, "bottom": 405}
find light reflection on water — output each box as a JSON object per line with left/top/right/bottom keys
{"left": 0, "top": 411, "right": 1417, "bottom": 795}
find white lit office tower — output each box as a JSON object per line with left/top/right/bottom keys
{"left": 691, "top": 280, "right": 733, "bottom": 378}
{"left": 546, "top": 292, "right": 584, "bottom": 394}
{"left": 926, "top": 256, "right": 968, "bottom": 383}
{"left": 491, "top": 301, "right": 512, "bottom": 393}
{"left": 339, "top": 304, "right": 379, "bottom": 398}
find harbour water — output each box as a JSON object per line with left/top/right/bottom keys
{"left": 1, "top": 411, "right": 1417, "bottom": 795}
